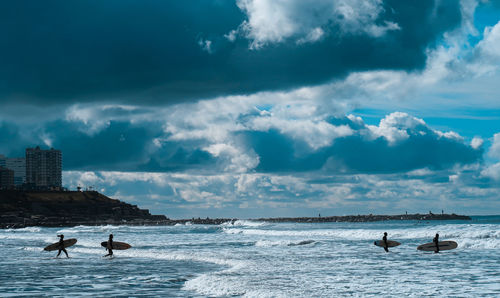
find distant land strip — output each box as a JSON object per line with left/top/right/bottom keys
{"left": 0, "top": 190, "right": 470, "bottom": 228}
{"left": 252, "top": 213, "right": 471, "bottom": 223}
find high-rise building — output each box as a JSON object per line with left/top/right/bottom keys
{"left": 26, "top": 146, "right": 62, "bottom": 188}
{"left": 5, "top": 158, "right": 26, "bottom": 186}
{"left": 0, "top": 154, "right": 26, "bottom": 186}
{"left": 0, "top": 166, "right": 14, "bottom": 189}
{"left": 0, "top": 155, "right": 6, "bottom": 167}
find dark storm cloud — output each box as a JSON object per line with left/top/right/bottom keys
{"left": 0, "top": 0, "right": 461, "bottom": 105}
{"left": 0, "top": 122, "right": 28, "bottom": 157}
{"left": 0, "top": 119, "right": 215, "bottom": 172}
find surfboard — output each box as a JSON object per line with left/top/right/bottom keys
{"left": 44, "top": 239, "right": 77, "bottom": 251}
{"left": 374, "top": 240, "right": 400, "bottom": 247}
{"left": 417, "top": 241, "right": 457, "bottom": 251}
{"left": 101, "top": 241, "right": 131, "bottom": 250}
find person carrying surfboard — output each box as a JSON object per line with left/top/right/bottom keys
{"left": 104, "top": 234, "right": 114, "bottom": 257}
{"left": 56, "top": 234, "right": 69, "bottom": 258}
{"left": 433, "top": 233, "right": 440, "bottom": 253}
{"left": 382, "top": 232, "right": 389, "bottom": 252}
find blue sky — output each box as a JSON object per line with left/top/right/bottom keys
{"left": 1, "top": 0, "right": 500, "bottom": 218}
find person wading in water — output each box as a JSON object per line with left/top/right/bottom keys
{"left": 382, "top": 232, "right": 389, "bottom": 252}
{"left": 433, "top": 233, "right": 440, "bottom": 253}
{"left": 104, "top": 234, "right": 114, "bottom": 257}
{"left": 56, "top": 234, "right": 69, "bottom": 258}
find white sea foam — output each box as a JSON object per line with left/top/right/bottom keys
{"left": 221, "top": 220, "right": 266, "bottom": 227}
{"left": 254, "top": 239, "right": 316, "bottom": 247}
{"left": 223, "top": 225, "right": 500, "bottom": 241}
{"left": 6, "top": 226, "right": 42, "bottom": 233}
{"left": 70, "top": 247, "right": 246, "bottom": 269}
{"left": 56, "top": 225, "right": 130, "bottom": 234}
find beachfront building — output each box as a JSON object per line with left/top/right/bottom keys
{"left": 26, "top": 146, "right": 62, "bottom": 189}
{"left": 6, "top": 158, "right": 26, "bottom": 186}
{"left": 0, "top": 166, "right": 14, "bottom": 189}
{"left": 0, "top": 155, "right": 26, "bottom": 186}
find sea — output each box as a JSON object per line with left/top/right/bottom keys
{"left": 1, "top": 216, "right": 500, "bottom": 297}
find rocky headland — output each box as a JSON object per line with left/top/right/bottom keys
{"left": 0, "top": 190, "right": 168, "bottom": 228}
{"left": 1, "top": 190, "right": 470, "bottom": 228}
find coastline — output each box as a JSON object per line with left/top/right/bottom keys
{"left": 1, "top": 190, "right": 471, "bottom": 229}
{"left": 1, "top": 214, "right": 471, "bottom": 229}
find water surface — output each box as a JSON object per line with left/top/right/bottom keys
{"left": 1, "top": 216, "right": 499, "bottom": 296}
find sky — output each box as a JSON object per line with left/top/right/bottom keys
{"left": 1, "top": 0, "right": 500, "bottom": 218}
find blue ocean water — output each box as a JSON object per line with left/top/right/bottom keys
{"left": 1, "top": 216, "right": 500, "bottom": 297}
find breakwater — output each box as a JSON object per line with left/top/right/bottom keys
{"left": 254, "top": 213, "right": 471, "bottom": 223}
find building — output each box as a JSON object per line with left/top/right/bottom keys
{"left": 0, "top": 155, "right": 6, "bottom": 167}
{"left": 0, "top": 166, "right": 14, "bottom": 189}
{"left": 26, "top": 146, "right": 62, "bottom": 188}
{"left": 0, "top": 154, "right": 26, "bottom": 186}
{"left": 6, "top": 158, "right": 26, "bottom": 186}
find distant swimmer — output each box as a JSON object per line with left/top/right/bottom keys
{"left": 104, "top": 234, "right": 114, "bottom": 257}
{"left": 433, "top": 233, "right": 440, "bottom": 253}
{"left": 56, "top": 234, "right": 69, "bottom": 258}
{"left": 383, "top": 232, "right": 389, "bottom": 252}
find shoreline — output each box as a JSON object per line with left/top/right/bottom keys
{"left": 1, "top": 213, "right": 471, "bottom": 229}
{"left": 1, "top": 190, "right": 471, "bottom": 229}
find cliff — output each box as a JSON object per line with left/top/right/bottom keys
{"left": 0, "top": 190, "right": 168, "bottom": 228}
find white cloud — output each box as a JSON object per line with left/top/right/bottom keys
{"left": 224, "top": 29, "right": 238, "bottom": 42}
{"left": 296, "top": 27, "right": 324, "bottom": 44}
{"left": 40, "top": 132, "right": 54, "bottom": 148}
{"left": 366, "top": 112, "right": 425, "bottom": 144}
{"left": 198, "top": 38, "right": 213, "bottom": 54}
{"left": 488, "top": 133, "right": 500, "bottom": 161}
{"left": 481, "top": 162, "right": 500, "bottom": 181}
{"left": 65, "top": 104, "right": 148, "bottom": 135}
{"left": 471, "top": 137, "right": 484, "bottom": 149}
{"left": 247, "top": 110, "right": 354, "bottom": 150}
{"left": 64, "top": 171, "right": 104, "bottom": 189}
{"left": 469, "top": 21, "right": 500, "bottom": 75}
{"left": 62, "top": 167, "right": 500, "bottom": 217}
{"left": 233, "top": 0, "right": 399, "bottom": 49}
{"left": 479, "top": 133, "right": 500, "bottom": 180}
{"left": 203, "top": 143, "right": 259, "bottom": 173}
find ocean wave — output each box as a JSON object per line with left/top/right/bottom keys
{"left": 254, "top": 240, "right": 316, "bottom": 247}
{"left": 223, "top": 225, "right": 500, "bottom": 241}
{"left": 70, "top": 247, "right": 246, "bottom": 269}
{"left": 183, "top": 272, "right": 247, "bottom": 297}
{"left": 4, "top": 226, "right": 42, "bottom": 233}
{"left": 56, "top": 225, "right": 134, "bottom": 234}
{"left": 220, "top": 220, "right": 267, "bottom": 227}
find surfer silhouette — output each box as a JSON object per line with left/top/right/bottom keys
{"left": 104, "top": 234, "right": 114, "bottom": 257}
{"left": 433, "top": 233, "right": 440, "bottom": 253}
{"left": 382, "top": 232, "right": 389, "bottom": 252}
{"left": 56, "top": 234, "right": 69, "bottom": 258}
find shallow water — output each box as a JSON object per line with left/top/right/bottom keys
{"left": 1, "top": 217, "right": 500, "bottom": 297}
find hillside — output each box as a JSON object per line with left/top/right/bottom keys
{"left": 0, "top": 190, "right": 168, "bottom": 228}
